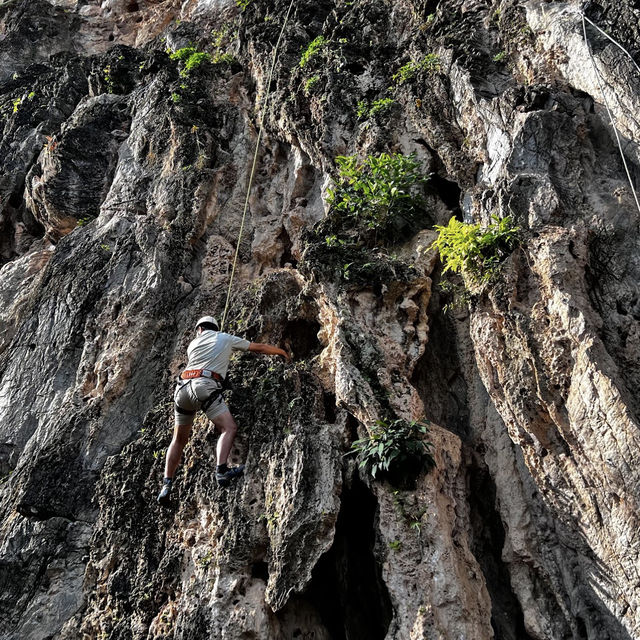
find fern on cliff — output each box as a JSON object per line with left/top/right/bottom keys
{"left": 431, "top": 214, "right": 519, "bottom": 285}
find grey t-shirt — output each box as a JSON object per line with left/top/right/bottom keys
{"left": 186, "top": 330, "right": 250, "bottom": 378}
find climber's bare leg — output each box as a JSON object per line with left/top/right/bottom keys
{"left": 164, "top": 422, "right": 193, "bottom": 479}
{"left": 212, "top": 411, "right": 238, "bottom": 465}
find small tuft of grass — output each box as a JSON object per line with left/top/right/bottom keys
{"left": 300, "top": 35, "right": 327, "bottom": 68}
{"left": 392, "top": 53, "right": 441, "bottom": 85}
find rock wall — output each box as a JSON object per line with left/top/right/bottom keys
{"left": 0, "top": 0, "right": 639, "bottom": 638}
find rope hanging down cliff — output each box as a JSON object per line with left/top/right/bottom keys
{"left": 220, "top": 0, "right": 297, "bottom": 331}
{"left": 581, "top": 11, "right": 640, "bottom": 218}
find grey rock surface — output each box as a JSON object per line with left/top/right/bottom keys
{"left": 0, "top": 0, "right": 639, "bottom": 638}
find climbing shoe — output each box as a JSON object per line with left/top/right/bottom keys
{"left": 157, "top": 478, "right": 173, "bottom": 507}
{"left": 216, "top": 465, "right": 245, "bottom": 488}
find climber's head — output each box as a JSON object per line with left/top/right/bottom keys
{"left": 195, "top": 315, "right": 220, "bottom": 333}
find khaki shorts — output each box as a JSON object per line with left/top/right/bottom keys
{"left": 173, "top": 378, "right": 228, "bottom": 426}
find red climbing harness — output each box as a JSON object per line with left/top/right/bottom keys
{"left": 180, "top": 369, "right": 223, "bottom": 382}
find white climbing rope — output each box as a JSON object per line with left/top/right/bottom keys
{"left": 220, "top": 0, "right": 297, "bottom": 331}
{"left": 582, "top": 13, "right": 640, "bottom": 75}
{"left": 581, "top": 11, "right": 640, "bottom": 218}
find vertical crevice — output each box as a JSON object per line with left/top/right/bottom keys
{"left": 411, "top": 272, "right": 470, "bottom": 439}
{"left": 281, "top": 475, "right": 392, "bottom": 639}
{"left": 468, "top": 454, "right": 535, "bottom": 640}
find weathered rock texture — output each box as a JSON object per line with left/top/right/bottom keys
{"left": 0, "top": 0, "right": 639, "bottom": 638}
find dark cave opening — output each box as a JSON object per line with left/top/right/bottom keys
{"left": 251, "top": 560, "right": 269, "bottom": 582}
{"left": 468, "top": 456, "right": 534, "bottom": 640}
{"left": 346, "top": 61, "right": 366, "bottom": 75}
{"left": 322, "top": 391, "right": 337, "bottom": 424}
{"left": 278, "top": 227, "right": 297, "bottom": 268}
{"left": 430, "top": 172, "right": 462, "bottom": 213}
{"left": 303, "top": 475, "right": 393, "bottom": 640}
{"left": 346, "top": 413, "right": 359, "bottom": 443}
{"left": 281, "top": 319, "right": 321, "bottom": 360}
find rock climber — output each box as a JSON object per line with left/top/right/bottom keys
{"left": 157, "top": 315, "right": 289, "bottom": 506}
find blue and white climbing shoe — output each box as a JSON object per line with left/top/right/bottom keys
{"left": 157, "top": 478, "right": 173, "bottom": 507}
{"left": 216, "top": 465, "right": 245, "bottom": 488}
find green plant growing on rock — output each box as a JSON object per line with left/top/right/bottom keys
{"left": 103, "top": 65, "right": 114, "bottom": 93}
{"left": 191, "top": 125, "right": 208, "bottom": 170}
{"left": 211, "top": 24, "right": 237, "bottom": 64}
{"left": 392, "top": 53, "right": 441, "bottom": 85}
{"left": 259, "top": 511, "right": 281, "bottom": 528}
{"left": 197, "top": 549, "right": 215, "bottom": 568}
{"left": 211, "top": 25, "right": 230, "bottom": 49}
{"left": 301, "top": 152, "right": 428, "bottom": 285}
{"left": 300, "top": 35, "right": 327, "bottom": 68}
{"left": 356, "top": 100, "right": 368, "bottom": 119}
{"left": 357, "top": 97, "right": 395, "bottom": 120}
{"left": 351, "top": 418, "right": 434, "bottom": 480}
{"left": 327, "top": 152, "right": 426, "bottom": 236}
{"left": 213, "top": 52, "right": 236, "bottom": 65}
{"left": 430, "top": 214, "right": 520, "bottom": 285}
{"left": 392, "top": 489, "right": 428, "bottom": 531}
{"left": 368, "top": 97, "right": 395, "bottom": 117}
{"left": 170, "top": 47, "right": 212, "bottom": 77}
{"left": 303, "top": 74, "right": 320, "bottom": 96}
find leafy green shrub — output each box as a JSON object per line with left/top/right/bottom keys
{"left": 301, "top": 153, "right": 429, "bottom": 285}
{"left": 300, "top": 35, "right": 327, "bottom": 68}
{"left": 170, "top": 47, "right": 212, "bottom": 77}
{"left": 431, "top": 214, "right": 520, "bottom": 285}
{"left": 327, "top": 153, "right": 427, "bottom": 236}
{"left": 357, "top": 97, "right": 395, "bottom": 119}
{"left": 211, "top": 26, "right": 230, "bottom": 49}
{"left": 392, "top": 53, "right": 441, "bottom": 85}
{"left": 351, "top": 419, "right": 434, "bottom": 479}
{"left": 356, "top": 100, "right": 369, "bottom": 119}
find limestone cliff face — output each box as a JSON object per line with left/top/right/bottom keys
{"left": 0, "top": 1, "right": 639, "bottom": 639}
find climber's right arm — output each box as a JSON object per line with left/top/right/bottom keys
{"left": 248, "top": 342, "right": 290, "bottom": 361}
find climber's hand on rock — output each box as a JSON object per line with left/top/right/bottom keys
{"left": 249, "top": 342, "right": 290, "bottom": 360}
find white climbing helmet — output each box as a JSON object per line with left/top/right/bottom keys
{"left": 195, "top": 315, "right": 220, "bottom": 331}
